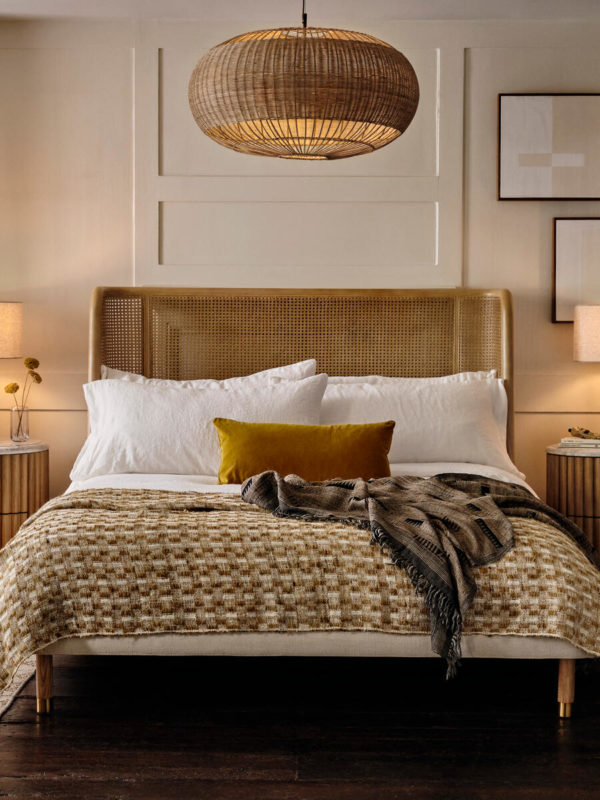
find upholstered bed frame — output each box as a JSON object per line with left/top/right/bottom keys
{"left": 35, "top": 288, "right": 585, "bottom": 717}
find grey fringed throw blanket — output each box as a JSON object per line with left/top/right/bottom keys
{"left": 241, "top": 471, "right": 600, "bottom": 676}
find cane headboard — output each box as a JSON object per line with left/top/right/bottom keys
{"left": 89, "top": 287, "right": 513, "bottom": 456}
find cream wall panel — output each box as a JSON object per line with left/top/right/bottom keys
{"left": 159, "top": 201, "right": 437, "bottom": 270}
{"left": 158, "top": 176, "right": 438, "bottom": 203}
{"left": 464, "top": 42, "right": 600, "bottom": 494}
{"left": 464, "top": 46, "right": 600, "bottom": 404}
{"left": 515, "top": 372, "right": 600, "bottom": 414}
{"left": 160, "top": 47, "right": 439, "bottom": 178}
{"left": 0, "top": 23, "right": 134, "bottom": 494}
{"left": 0, "top": 20, "right": 136, "bottom": 48}
{"left": 0, "top": 371, "right": 86, "bottom": 411}
{"left": 136, "top": 20, "right": 462, "bottom": 287}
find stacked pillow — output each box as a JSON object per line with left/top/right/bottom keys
{"left": 99, "top": 360, "right": 316, "bottom": 385}
{"left": 319, "top": 371, "right": 515, "bottom": 474}
{"left": 71, "top": 361, "right": 325, "bottom": 480}
{"left": 71, "top": 363, "right": 520, "bottom": 483}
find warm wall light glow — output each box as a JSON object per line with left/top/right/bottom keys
{"left": 0, "top": 302, "right": 23, "bottom": 359}
{"left": 574, "top": 305, "right": 600, "bottom": 362}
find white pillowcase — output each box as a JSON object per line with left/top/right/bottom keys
{"left": 326, "top": 371, "right": 507, "bottom": 440}
{"left": 71, "top": 374, "right": 327, "bottom": 481}
{"left": 320, "top": 378, "right": 519, "bottom": 475}
{"left": 100, "top": 359, "right": 317, "bottom": 385}
{"left": 327, "top": 370, "right": 497, "bottom": 384}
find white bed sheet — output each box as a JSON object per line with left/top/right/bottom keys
{"left": 66, "top": 462, "right": 534, "bottom": 494}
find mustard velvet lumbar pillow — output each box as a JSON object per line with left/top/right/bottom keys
{"left": 213, "top": 418, "right": 395, "bottom": 484}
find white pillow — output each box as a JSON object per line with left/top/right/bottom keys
{"left": 71, "top": 374, "right": 327, "bottom": 480}
{"left": 320, "top": 378, "right": 519, "bottom": 475}
{"left": 100, "top": 359, "right": 316, "bottom": 385}
{"left": 326, "top": 371, "right": 507, "bottom": 440}
{"left": 327, "top": 370, "right": 497, "bottom": 384}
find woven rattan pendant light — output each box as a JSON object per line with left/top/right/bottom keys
{"left": 188, "top": 3, "right": 419, "bottom": 160}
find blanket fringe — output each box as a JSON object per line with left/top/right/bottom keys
{"left": 371, "top": 524, "right": 463, "bottom": 678}
{"left": 273, "top": 507, "right": 465, "bottom": 676}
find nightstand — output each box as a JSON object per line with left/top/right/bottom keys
{"left": 547, "top": 445, "right": 600, "bottom": 550}
{"left": 0, "top": 440, "right": 49, "bottom": 546}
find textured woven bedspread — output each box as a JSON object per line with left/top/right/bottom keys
{"left": 0, "top": 488, "right": 599, "bottom": 690}
{"left": 243, "top": 472, "right": 600, "bottom": 676}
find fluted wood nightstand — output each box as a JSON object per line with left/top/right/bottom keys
{"left": 547, "top": 445, "right": 600, "bottom": 550}
{"left": 546, "top": 444, "right": 600, "bottom": 719}
{"left": 0, "top": 440, "right": 49, "bottom": 546}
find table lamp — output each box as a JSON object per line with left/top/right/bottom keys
{"left": 570, "top": 305, "right": 600, "bottom": 440}
{"left": 574, "top": 305, "right": 600, "bottom": 362}
{"left": 0, "top": 302, "right": 23, "bottom": 360}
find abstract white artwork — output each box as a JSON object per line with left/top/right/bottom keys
{"left": 554, "top": 218, "right": 600, "bottom": 322}
{"left": 499, "top": 95, "right": 600, "bottom": 199}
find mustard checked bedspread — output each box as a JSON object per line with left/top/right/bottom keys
{"left": 0, "top": 487, "right": 598, "bottom": 690}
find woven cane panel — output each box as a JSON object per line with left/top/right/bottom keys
{"left": 100, "top": 296, "right": 144, "bottom": 374}
{"left": 92, "top": 293, "right": 509, "bottom": 381}
{"left": 454, "top": 296, "right": 503, "bottom": 373}
{"left": 146, "top": 296, "right": 446, "bottom": 380}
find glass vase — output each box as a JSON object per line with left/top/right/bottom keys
{"left": 10, "top": 406, "right": 29, "bottom": 443}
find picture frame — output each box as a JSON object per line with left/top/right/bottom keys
{"left": 498, "top": 94, "right": 600, "bottom": 200}
{"left": 553, "top": 217, "right": 600, "bottom": 322}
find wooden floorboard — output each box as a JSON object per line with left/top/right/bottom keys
{"left": 0, "top": 656, "right": 598, "bottom": 799}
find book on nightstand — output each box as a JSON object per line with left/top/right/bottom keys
{"left": 558, "top": 437, "right": 600, "bottom": 448}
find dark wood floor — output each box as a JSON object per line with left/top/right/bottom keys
{"left": 0, "top": 655, "right": 598, "bottom": 799}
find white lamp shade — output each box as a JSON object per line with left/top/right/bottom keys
{"left": 0, "top": 302, "right": 23, "bottom": 359}
{"left": 574, "top": 305, "right": 600, "bottom": 362}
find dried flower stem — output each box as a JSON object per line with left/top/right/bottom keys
{"left": 13, "top": 374, "right": 29, "bottom": 438}
{"left": 4, "top": 358, "right": 42, "bottom": 441}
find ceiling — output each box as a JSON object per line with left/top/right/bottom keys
{"left": 1, "top": 0, "right": 600, "bottom": 21}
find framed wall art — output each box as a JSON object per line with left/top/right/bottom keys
{"left": 498, "top": 94, "right": 600, "bottom": 200}
{"left": 553, "top": 217, "right": 600, "bottom": 322}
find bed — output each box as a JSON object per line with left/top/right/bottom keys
{"left": 10, "top": 288, "right": 598, "bottom": 718}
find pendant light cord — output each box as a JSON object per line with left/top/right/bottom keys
{"left": 302, "top": 0, "right": 307, "bottom": 28}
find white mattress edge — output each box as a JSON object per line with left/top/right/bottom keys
{"left": 66, "top": 463, "right": 534, "bottom": 495}
{"left": 38, "top": 631, "right": 590, "bottom": 659}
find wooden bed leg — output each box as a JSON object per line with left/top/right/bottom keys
{"left": 35, "top": 654, "right": 53, "bottom": 715}
{"left": 558, "top": 659, "right": 575, "bottom": 719}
